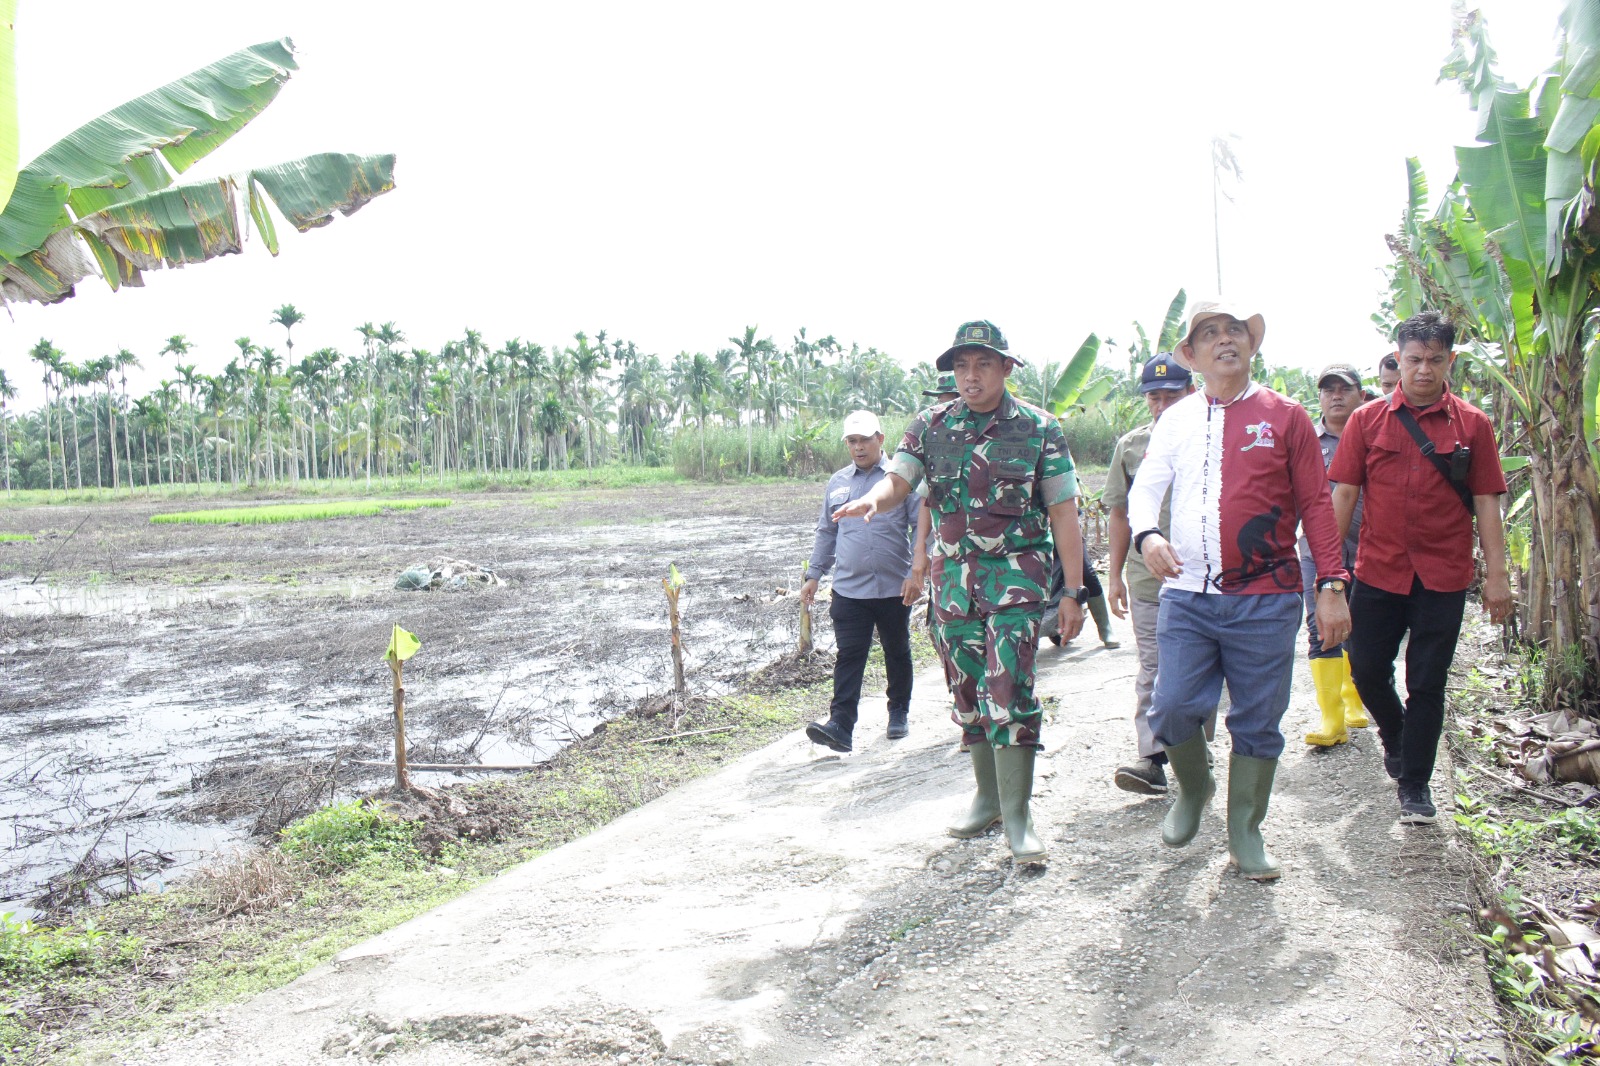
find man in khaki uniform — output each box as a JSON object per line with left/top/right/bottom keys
{"left": 1103, "top": 353, "right": 1195, "bottom": 794}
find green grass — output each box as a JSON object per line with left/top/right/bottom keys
{"left": 149, "top": 499, "right": 452, "bottom": 525}
{"left": 0, "top": 532, "right": 34, "bottom": 542}
{"left": 0, "top": 466, "right": 683, "bottom": 508}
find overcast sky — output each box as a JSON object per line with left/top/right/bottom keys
{"left": 0, "top": 0, "right": 1566, "bottom": 410}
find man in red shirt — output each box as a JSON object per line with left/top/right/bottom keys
{"left": 1328, "top": 311, "right": 1513, "bottom": 826}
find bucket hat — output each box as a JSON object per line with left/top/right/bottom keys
{"left": 1182, "top": 298, "right": 1265, "bottom": 355}
{"left": 936, "top": 320, "right": 1026, "bottom": 371}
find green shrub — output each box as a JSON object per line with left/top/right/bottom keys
{"left": 278, "top": 800, "right": 416, "bottom": 870}
{"left": 1061, "top": 411, "right": 1136, "bottom": 466}
{"left": 150, "top": 499, "right": 451, "bottom": 525}
{"left": 0, "top": 915, "right": 142, "bottom": 979}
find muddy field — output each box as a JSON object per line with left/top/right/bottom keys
{"left": 0, "top": 482, "right": 824, "bottom": 915}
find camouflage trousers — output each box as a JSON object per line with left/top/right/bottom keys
{"left": 933, "top": 604, "right": 1045, "bottom": 749}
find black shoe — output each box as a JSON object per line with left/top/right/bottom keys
{"left": 1398, "top": 785, "right": 1437, "bottom": 825}
{"left": 806, "top": 719, "right": 852, "bottom": 753}
{"left": 886, "top": 709, "right": 909, "bottom": 740}
{"left": 1383, "top": 752, "right": 1402, "bottom": 780}
{"left": 1113, "top": 758, "right": 1168, "bottom": 795}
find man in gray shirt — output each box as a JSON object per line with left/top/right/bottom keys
{"left": 801, "top": 410, "right": 919, "bottom": 752}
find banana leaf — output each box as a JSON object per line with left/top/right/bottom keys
{"left": 0, "top": 39, "right": 297, "bottom": 261}
{"left": 1405, "top": 157, "right": 1429, "bottom": 234}
{"left": 78, "top": 153, "right": 394, "bottom": 282}
{"left": 1044, "top": 334, "right": 1102, "bottom": 416}
{"left": 0, "top": 0, "right": 16, "bottom": 216}
{"left": 1155, "top": 289, "right": 1187, "bottom": 354}
{"left": 0, "top": 36, "right": 395, "bottom": 309}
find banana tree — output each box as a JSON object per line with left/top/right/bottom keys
{"left": 1386, "top": 4, "right": 1600, "bottom": 707}
{"left": 1041, "top": 334, "right": 1105, "bottom": 417}
{"left": 0, "top": 35, "right": 394, "bottom": 308}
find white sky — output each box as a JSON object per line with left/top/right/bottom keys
{"left": 0, "top": 0, "right": 1566, "bottom": 410}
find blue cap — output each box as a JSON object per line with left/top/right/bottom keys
{"left": 1139, "top": 353, "right": 1192, "bottom": 394}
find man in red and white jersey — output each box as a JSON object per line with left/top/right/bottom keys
{"left": 1128, "top": 299, "right": 1351, "bottom": 881}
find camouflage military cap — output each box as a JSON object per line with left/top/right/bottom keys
{"left": 923, "top": 372, "right": 959, "bottom": 397}
{"left": 936, "top": 319, "right": 1027, "bottom": 371}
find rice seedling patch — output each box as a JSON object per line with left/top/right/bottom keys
{"left": 150, "top": 500, "right": 452, "bottom": 526}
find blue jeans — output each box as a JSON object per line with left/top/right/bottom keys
{"left": 1150, "top": 589, "right": 1302, "bottom": 759}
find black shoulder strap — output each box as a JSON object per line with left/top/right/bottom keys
{"left": 1394, "top": 405, "right": 1474, "bottom": 515}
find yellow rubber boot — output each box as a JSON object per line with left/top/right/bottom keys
{"left": 1340, "top": 651, "right": 1369, "bottom": 729}
{"left": 1304, "top": 657, "right": 1349, "bottom": 747}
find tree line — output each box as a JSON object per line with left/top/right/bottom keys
{"left": 0, "top": 310, "right": 975, "bottom": 492}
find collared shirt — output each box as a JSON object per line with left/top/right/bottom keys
{"left": 1327, "top": 385, "right": 1505, "bottom": 595}
{"left": 804, "top": 457, "right": 917, "bottom": 600}
{"left": 1101, "top": 423, "right": 1167, "bottom": 604}
{"left": 887, "top": 392, "right": 1077, "bottom": 619}
{"left": 1129, "top": 384, "right": 1348, "bottom": 596}
{"left": 1296, "top": 417, "right": 1362, "bottom": 572}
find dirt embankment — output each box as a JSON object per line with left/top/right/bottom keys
{"left": 102, "top": 635, "right": 1507, "bottom": 1066}
{"left": 0, "top": 482, "right": 819, "bottom": 912}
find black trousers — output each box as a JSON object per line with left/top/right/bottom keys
{"left": 1346, "top": 576, "right": 1467, "bottom": 789}
{"left": 829, "top": 594, "right": 913, "bottom": 731}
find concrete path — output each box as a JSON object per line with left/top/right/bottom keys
{"left": 113, "top": 637, "right": 1508, "bottom": 1066}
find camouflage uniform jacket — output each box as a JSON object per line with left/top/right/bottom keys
{"left": 886, "top": 392, "right": 1078, "bottom": 619}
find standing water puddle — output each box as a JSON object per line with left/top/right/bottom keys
{"left": 0, "top": 504, "right": 815, "bottom": 914}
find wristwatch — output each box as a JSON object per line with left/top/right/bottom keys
{"left": 1316, "top": 578, "right": 1348, "bottom": 594}
{"left": 1059, "top": 586, "right": 1090, "bottom": 606}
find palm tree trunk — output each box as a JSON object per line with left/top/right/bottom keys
{"left": 91, "top": 389, "right": 104, "bottom": 490}
{"left": 70, "top": 396, "right": 83, "bottom": 489}
{"left": 122, "top": 392, "right": 134, "bottom": 491}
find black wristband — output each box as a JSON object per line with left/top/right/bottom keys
{"left": 1132, "top": 529, "right": 1162, "bottom": 554}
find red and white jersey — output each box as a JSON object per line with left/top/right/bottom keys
{"left": 1128, "top": 383, "right": 1348, "bottom": 596}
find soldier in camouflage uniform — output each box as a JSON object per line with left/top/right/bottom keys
{"left": 832, "top": 320, "right": 1085, "bottom": 864}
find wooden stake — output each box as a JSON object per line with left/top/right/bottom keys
{"left": 664, "top": 578, "right": 686, "bottom": 697}
{"left": 798, "top": 598, "right": 813, "bottom": 656}
{"left": 352, "top": 760, "right": 543, "bottom": 772}
{"left": 389, "top": 657, "right": 410, "bottom": 792}
{"left": 637, "top": 725, "right": 737, "bottom": 745}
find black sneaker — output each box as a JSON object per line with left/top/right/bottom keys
{"left": 886, "top": 710, "right": 909, "bottom": 740}
{"left": 1398, "top": 786, "right": 1437, "bottom": 825}
{"left": 805, "top": 719, "right": 852, "bottom": 753}
{"left": 1113, "top": 758, "right": 1169, "bottom": 795}
{"left": 1383, "top": 751, "right": 1402, "bottom": 779}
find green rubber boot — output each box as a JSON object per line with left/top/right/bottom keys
{"left": 1227, "top": 753, "right": 1283, "bottom": 881}
{"left": 1160, "top": 733, "right": 1216, "bottom": 847}
{"left": 947, "top": 742, "right": 1002, "bottom": 839}
{"left": 1086, "top": 594, "right": 1119, "bottom": 647}
{"left": 993, "top": 744, "right": 1046, "bottom": 863}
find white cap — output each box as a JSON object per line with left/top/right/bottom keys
{"left": 840, "top": 410, "right": 882, "bottom": 440}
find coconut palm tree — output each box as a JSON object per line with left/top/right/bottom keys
{"left": 113, "top": 348, "right": 140, "bottom": 490}
{"left": 27, "top": 339, "right": 64, "bottom": 491}
{"left": 271, "top": 304, "right": 305, "bottom": 359}
{"left": 0, "top": 368, "right": 15, "bottom": 493}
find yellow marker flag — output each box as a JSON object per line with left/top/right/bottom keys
{"left": 386, "top": 624, "right": 420, "bottom": 664}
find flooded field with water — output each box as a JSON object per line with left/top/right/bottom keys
{"left": 0, "top": 482, "right": 819, "bottom": 915}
